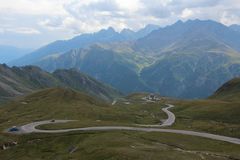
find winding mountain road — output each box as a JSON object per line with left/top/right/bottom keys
{"left": 138, "top": 104, "right": 175, "bottom": 127}
{"left": 6, "top": 104, "right": 240, "bottom": 145}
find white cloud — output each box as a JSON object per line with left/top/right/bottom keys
{"left": 0, "top": 0, "right": 67, "bottom": 16}
{"left": 38, "top": 18, "right": 63, "bottom": 31}
{"left": 181, "top": 8, "right": 194, "bottom": 18}
{"left": 0, "top": 27, "right": 40, "bottom": 35}
{"left": 0, "top": 28, "right": 4, "bottom": 34}
{"left": 115, "top": 0, "right": 143, "bottom": 12}
{"left": 0, "top": 0, "right": 240, "bottom": 48}
{"left": 220, "top": 11, "right": 240, "bottom": 26}
{"left": 10, "top": 27, "right": 41, "bottom": 35}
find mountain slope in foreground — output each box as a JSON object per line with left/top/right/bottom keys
{"left": 0, "top": 85, "right": 240, "bottom": 159}
{"left": 170, "top": 77, "right": 240, "bottom": 139}
{"left": 210, "top": 77, "right": 240, "bottom": 101}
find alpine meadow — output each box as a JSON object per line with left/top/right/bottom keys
{"left": 0, "top": 1, "right": 240, "bottom": 160}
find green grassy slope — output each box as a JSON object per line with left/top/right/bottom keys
{"left": 1, "top": 131, "right": 240, "bottom": 160}
{"left": 210, "top": 78, "right": 240, "bottom": 101}
{"left": 0, "top": 88, "right": 240, "bottom": 159}
{"left": 168, "top": 78, "right": 240, "bottom": 138}
{"left": 0, "top": 88, "right": 165, "bottom": 130}
{"left": 170, "top": 99, "right": 240, "bottom": 138}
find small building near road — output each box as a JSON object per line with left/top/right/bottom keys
{"left": 146, "top": 94, "right": 160, "bottom": 101}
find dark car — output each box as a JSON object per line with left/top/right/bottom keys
{"left": 9, "top": 126, "right": 19, "bottom": 132}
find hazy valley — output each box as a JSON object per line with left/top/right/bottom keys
{"left": 9, "top": 20, "right": 240, "bottom": 99}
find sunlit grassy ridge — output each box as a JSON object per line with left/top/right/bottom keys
{"left": 210, "top": 77, "right": 240, "bottom": 101}
{"left": 170, "top": 99, "right": 240, "bottom": 138}
{"left": 0, "top": 88, "right": 166, "bottom": 131}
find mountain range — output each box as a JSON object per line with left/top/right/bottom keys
{"left": 0, "top": 64, "right": 121, "bottom": 103}
{"left": 138, "top": 19, "right": 240, "bottom": 98}
{"left": 230, "top": 24, "right": 240, "bottom": 33}
{"left": 10, "top": 19, "right": 240, "bottom": 99}
{"left": 10, "top": 24, "right": 159, "bottom": 66}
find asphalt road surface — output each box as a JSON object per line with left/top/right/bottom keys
{"left": 138, "top": 104, "right": 175, "bottom": 127}
{"left": 5, "top": 104, "right": 240, "bottom": 145}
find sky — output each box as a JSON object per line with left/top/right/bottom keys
{"left": 0, "top": 0, "right": 240, "bottom": 49}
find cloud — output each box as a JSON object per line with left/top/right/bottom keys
{"left": 220, "top": 10, "right": 240, "bottom": 25}
{"left": 169, "top": 0, "right": 222, "bottom": 8}
{"left": 0, "top": 27, "right": 40, "bottom": 35}
{"left": 0, "top": 0, "right": 67, "bottom": 16}
{"left": 38, "top": 18, "right": 64, "bottom": 30}
{"left": 8, "top": 27, "right": 41, "bottom": 35}
{"left": 0, "top": 28, "right": 4, "bottom": 34}
{"left": 181, "top": 8, "right": 194, "bottom": 18}
{"left": 52, "top": 0, "right": 134, "bottom": 33}
{"left": 0, "top": 0, "right": 240, "bottom": 48}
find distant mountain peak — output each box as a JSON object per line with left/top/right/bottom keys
{"left": 107, "top": 26, "right": 115, "bottom": 31}
{"left": 174, "top": 20, "right": 184, "bottom": 25}
{"left": 145, "top": 24, "right": 159, "bottom": 28}
{"left": 184, "top": 19, "right": 223, "bottom": 26}
{"left": 139, "top": 24, "right": 159, "bottom": 31}
{"left": 230, "top": 24, "right": 240, "bottom": 27}
{"left": 99, "top": 27, "right": 116, "bottom": 33}
{"left": 120, "top": 28, "right": 135, "bottom": 34}
{"left": 229, "top": 24, "right": 240, "bottom": 33}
